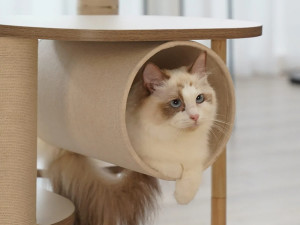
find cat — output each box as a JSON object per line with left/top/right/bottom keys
{"left": 42, "top": 51, "right": 217, "bottom": 225}
{"left": 126, "top": 51, "right": 217, "bottom": 204}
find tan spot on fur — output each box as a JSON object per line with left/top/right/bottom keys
{"left": 161, "top": 70, "right": 171, "bottom": 79}
{"left": 177, "top": 83, "right": 184, "bottom": 89}
{"left": 204, "top": 93, "right": 213, "bottom": 103}
{"left": 178, "top": 89, "right": 184, "bottom": 103}
{"left": 160, "top": 99, "right": 185, "bottom": 119}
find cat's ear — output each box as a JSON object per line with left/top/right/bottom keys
{"left": 143, "top": 63, "right": 165, "bottom": 93}
{"left": 189, "top": 51, "right": 207, "bottom": 76}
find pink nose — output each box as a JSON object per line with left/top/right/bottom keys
{"left": 190, "top": 114, "right": 199, "bottom": 121}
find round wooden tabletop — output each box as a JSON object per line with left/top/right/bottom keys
{"left": 0, "top": 15, "right": 262, "bottom": 41}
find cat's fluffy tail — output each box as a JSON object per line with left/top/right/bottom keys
{"left": 45, "top": 151, "right": 161, "bottom": 225}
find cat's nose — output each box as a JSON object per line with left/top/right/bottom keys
{"left": 189, "top": 114, "right": 199, "bottom": 121}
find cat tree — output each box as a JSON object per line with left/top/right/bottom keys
{"left": 0, "top": 0, "right": 262, "bottom": 224}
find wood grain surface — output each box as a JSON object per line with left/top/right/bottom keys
{"left": 0, "top": 15, "right": 262, "bottom": 41}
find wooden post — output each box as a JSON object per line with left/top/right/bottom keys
{"left": 211, "top": 39, "right": 227, "bottom": 225}
{"left": 77, "top": 0, "right": 118, "bottom": 15}
{"left": 0, "top": 37, "right": 38, "bottom": 224}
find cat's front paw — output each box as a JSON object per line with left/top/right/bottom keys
{"left": 174, "top": 179, "right": 198, "bottom": 204}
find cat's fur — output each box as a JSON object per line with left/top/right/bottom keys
{"left": 44, "top": 148, "right": 160, "bottom": 225}
{"left": 127, "top": 52, "right": 217, "bottom": 204}
{"left": 43, "top": 51, "right": 216, "bottom": 225}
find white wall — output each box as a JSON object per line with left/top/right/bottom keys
{"left": 119, "top": 0, "right": 143, "bottom": 15}
{"left": 146, "top": 0, "right": 180, "bottom": 16}
{"left": 0, "top": 0, "right": 77, "bottom": 15}
{"left": 233, "top": 0, "right": 274, "bottom": 76}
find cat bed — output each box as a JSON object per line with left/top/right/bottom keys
{"left": 38, "top": 40, "right": 235, "bottom": 180}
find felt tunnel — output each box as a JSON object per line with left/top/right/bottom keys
{"left": 38, "top": 40, "right": 235, "bottom": 180}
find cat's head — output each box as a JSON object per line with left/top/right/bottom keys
{"left": 143, "top": 52, "right": 217, "bottom": 131}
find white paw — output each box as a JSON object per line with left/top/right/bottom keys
{"left": 174, "top": 179, "right": 198, "bottom": 204}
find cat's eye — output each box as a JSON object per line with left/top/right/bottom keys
{"left": 170, "top": 99, "right": 182, "bottom": 108}
{"left": 196, "top": 94, "right": 205, "bottom": 104}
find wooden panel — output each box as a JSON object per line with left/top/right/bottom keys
{"left": 0, "top": 15, "right": 262, "bottom": 41}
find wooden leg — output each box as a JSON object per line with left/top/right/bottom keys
{"left": 211, "top": 39, "right": 227, "bottom": 225}
{"left": 211, "top": 149, "right": 227, "bottom": 225}
{"left": 77, "top": 0, "right": 118, "bottom": 15}
{"left": 0, "top": 37, "right": 38, "bottom": 224}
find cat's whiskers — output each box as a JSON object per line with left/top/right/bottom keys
{"left": 201, "top": 117, "right": 232, "bottom": 127}
{"left": 200, "top": 117, "right": 231, "bottom": 135}
{"left": 213, "top": 119, "right": 232, "bottom": 126}
{"left": 208, "top": 127, "right": 218, "bottom": 139}
{"left": 211, "top": 123, "right": 227, "bottom": 135}
{"left": 213, "top": 123, "right": 231, "bottom": 134}
{"left": 215, "top": 113, "right": 228, "bottom": 119}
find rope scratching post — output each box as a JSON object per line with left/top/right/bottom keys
{"left": 37, "top": 40, "right": 235, "bottom": 180}
{"left": 0, "top": 37, "right": 38, "bottom": 224}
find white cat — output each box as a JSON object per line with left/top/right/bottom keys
{"left": 127, "top": 51, "right": 217, "bottom": 204}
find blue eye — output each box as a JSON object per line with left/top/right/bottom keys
{"left": 196, "top": 94, "right": 205, "bottom": 104}
{"left": 170, "top": 99, "right": 182, "bottom": 108}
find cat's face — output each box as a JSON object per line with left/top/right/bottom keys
{"left": 143, "top": 52, "right": 217, "bottom": 131}
{"left": 153, "top": 68, "right": 216, "bottom": 130}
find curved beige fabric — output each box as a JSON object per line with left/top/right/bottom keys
{"left": 38, "top": 40, "right": 235, "bottom": 180}
{"left": 0, "top": 37, "right": 37, "bottom": 224}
